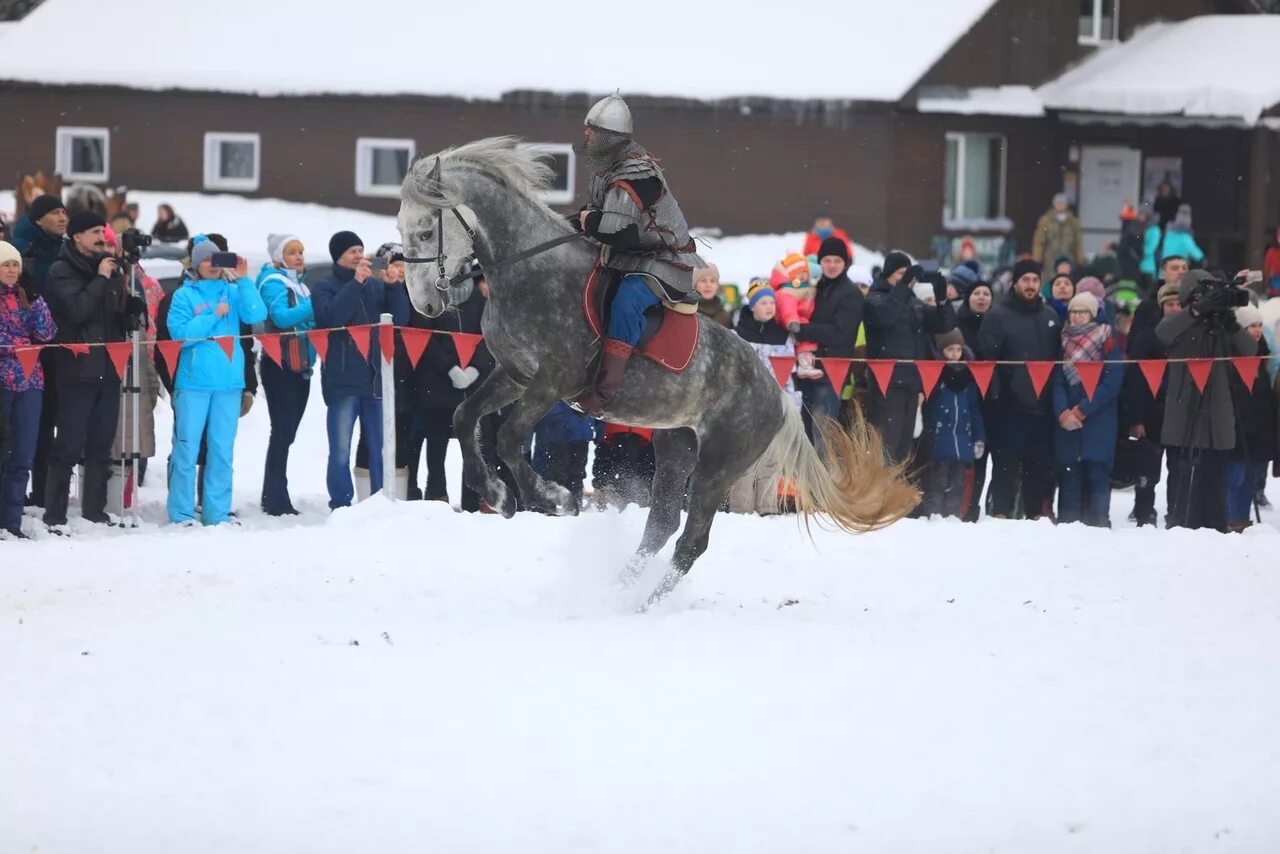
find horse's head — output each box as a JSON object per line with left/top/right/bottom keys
{"left": 398, "top": 156, "right": 475, "bottom": 319}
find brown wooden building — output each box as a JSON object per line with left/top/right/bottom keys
{"left": 1, "top": 0, "right": 1276, "bottom": 270}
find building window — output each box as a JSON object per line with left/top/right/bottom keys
{"left": 203, "top": 132, "right": 260, "bottom": 192}
{"left": 55, "top": 126, "right": 109, "bottom": 182}
{"left": 943, "top": 132, "right": 1008, "bottom": 229}
{"left": 1078, "top": 0, "right": 1119, "bottom": 44}
{"left": 518, "top": 143, "right": 576, "bottom": 205}
{"left": 356, "top": 138, "right": 414, "bottom": 198}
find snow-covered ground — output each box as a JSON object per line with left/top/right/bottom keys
{"left": 3, "top": 368, "right": 1280, "bottom": 852}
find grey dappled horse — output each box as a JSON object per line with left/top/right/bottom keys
{"left": 397, "top": 138, "right": 917, "bottom": 601}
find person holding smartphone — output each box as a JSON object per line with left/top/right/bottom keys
{"left": 164, "top": 235, "right": 267, "bottom": 526}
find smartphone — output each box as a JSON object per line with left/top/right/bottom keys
{"left": 368, "top": 257, "right": 389, "bottom": 271}
{"left": 210, "top": 252, "right": 238, "bottom": 268}
{"left": 1246, "top": 270, "right": 1263, "bottom": 284}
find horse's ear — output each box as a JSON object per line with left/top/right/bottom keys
{"left": 412, "top": 157, "right": 442, "bottom": 201}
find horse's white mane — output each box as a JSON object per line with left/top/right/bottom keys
{"left": 403, "top": 136, "right": 557, "bottom": 211}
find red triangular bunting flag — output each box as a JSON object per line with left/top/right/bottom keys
{"left": 379, "top": 324, "right": 396, "bottom": 365}
{"left": 452, "top": 332, "right": 483, "bottom": 369}
{"left": 105, "top": 341, "right": 132, "bottom": 382}
{"left": 1186, "top": 358, "right": 1213, "bottom": 392}
{"left": 15, "top": 346, "right": 41, "bottom": 380}
{"left": 64, "top": 342, "right": 90, "bottom": 357}
{"left": 156, "top": 339, "right": 183, "bottom": 378}
{"left": 1231, "top": 355, "right": 1263, "bottom": 390}
{"left": 866, "top": 359, "right": 895, "bottom": 395}
{"left": 967, "top": 361, "right": 995, "bottom": 398}
{"left": 215, "top": 336, "right": 235, "bottom": 361}
{"left": 1025, "top": 362, "right": 1055, "bottom": 398}
{"left": 257, "top": 333, "right": 282, "bottom": 368}
{"left": 307, "top": 329, "right": 331, "bottom": 364}
{"left": 822, "top": 358, "right": 852, "bottom": 394}
{"left": 348, "top": 325, "right": 371, "bottom": 362}
{"left": 400, "top": 328, "right": 431, "bottom": 369}
{"left": 768, "top": 355, "right": 795, "bottom": 388}
{"left": 1138, "top": 359, "right": 1166, "bottom": 397}
{"left": 1074, "top": 361, "right": 1104, "bottom": 400}
{"left": 916, "top": 361, "right": 944, "bottom": 399}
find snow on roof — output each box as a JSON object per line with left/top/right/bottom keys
{"left": 1037, "top": 15, "right": 1280, "bottom": 125}
{"left": 916, "top": 85, "right": 1044, "bottom": 117}
{"left": 0, "top": 0, "right": 997, "bottom": 103}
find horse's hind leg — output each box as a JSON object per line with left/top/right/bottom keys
{"left": 454, "top": 366, "right": 525, "bottom": 515}
{"left": 619, "top": 427, "right": 698, "bottom": 588}
{"left": 494, "top": 372, "right": 577, "bottom": 516}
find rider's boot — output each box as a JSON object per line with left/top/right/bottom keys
{"left": 576, "top": 338, "right": 634, "bottom": 418}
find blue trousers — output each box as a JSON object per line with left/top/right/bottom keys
{"left": 607, "top": 275, "right": 661, "bottom": 345}
{"left": 1, "top": 388, "right": 42, "bottom": 532}
{"left": 1057, "top": 460, "right": 1111, "bottom": 525}
{"left": 260, "top": 357, "right": 311, "bottom": 513}
{"left": 1225, "top": 459, "right": 1264, "bottom": 525}
{"left": 327, "top": 395, "right": 382, "bottom": 509}
{"left": 169, "top": 389, "right": 240, "bottom": 525}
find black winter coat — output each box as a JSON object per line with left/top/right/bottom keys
{"left": 1122, "top": 317, "right": 1167, "bottom": 434}
{"left": 734, "top": 310, "right": 790, "bottom": 345}
{"left": 1230, "top": 338, "right": 1276, "bottom": 463}
{"left": 864, "top": 274, "right": 955, "bottom": 390}
{"left": 43, "top": 243, "right": 129, "bottom": 383}
{"left": 413, "top": 286, "right": 496, "bottom": 411}
{"left": 977, "top": 289, "right": 1061, "bottom": 414}
{"left": 956, "top": 304, "right": 986, "bottom": 353}
{"left": 796, "top": 274, "right": 864, "bottom": 358}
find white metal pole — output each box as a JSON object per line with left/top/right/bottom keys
{"left": 379, "top": 312, "right": 397, "bottom": 501}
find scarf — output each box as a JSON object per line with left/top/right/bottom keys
{"left": 1061, "top": 321, "right": 1110, "bottom": 385}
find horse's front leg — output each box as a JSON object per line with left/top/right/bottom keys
{"left": 453, "top": 366, "right": 525, "bottom": 516}
{"left": 494, "top": 371, "right": 578, "bottom": 517}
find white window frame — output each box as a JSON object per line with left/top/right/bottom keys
{"left": 356, "top": 137, "right": 415, "bottom": 198}
{"left": 203, "top": 132, "right": 261, "bottom": 192}
{"left": 943, "top": 131, "right": 1009, "bottom": 231}
{"left": 55, "top": 126, "right": 110, "bottom": 182}
{"left": 1078, "top": 0, "right": 1119, "bottom": 45}
{"left": 518, "top": 142, "right": 576, "bottom": 205}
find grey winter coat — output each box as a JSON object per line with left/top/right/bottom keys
{"left": 1156, "top": 310, "right": 1255, "bottom": 450}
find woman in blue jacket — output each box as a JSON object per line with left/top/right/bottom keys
{"left": 1053, "top": 293, "right": 1124, "bottom": 527}
{"left": 256, "top": 233, "right": 315, "bottom": 515}
{"left": 166, "top": 236, "right": 268, "bottom": 525}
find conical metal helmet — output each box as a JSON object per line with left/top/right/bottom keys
{"left": 585, "top": 91, "right": 633, "bottom": 135}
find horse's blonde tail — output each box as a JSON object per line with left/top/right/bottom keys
{"left": 760, "top": 394, "right": 919, "bottom": 534}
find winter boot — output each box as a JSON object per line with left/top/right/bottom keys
{"left": 80, "top": 461, "right": 113, "bottom": 524}
{"left": 41, "top": 464, "right": 73, "bottom": 527}
{"left": 576, "top": 339, "right": 634, "bottom": 418}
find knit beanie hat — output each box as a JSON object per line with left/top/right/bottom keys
{"left": 268, "top": 233, "right": 302, "bottom": 265}
{"left": 1011, "top": 258, "right": 1042, "bottom": 284}
{"left": 882, "top": 250, "right": 913, "bottom": 280}
{"left": 28, "top": 195, "right": 66, "bottom": 222}
{"left": 67, "top": 210, "right": 106, "bottom": 237}
{"left": 947, "top": 263, "right": 979, "bottom": 293}
{"left": 746, "top": 279, "right": 777, "bottom": 308}
{"left": 375, "top": 241, "right": 405, "bottom": 262}
{"left": 1236, "top": 304, "right": 1264, "bottom": 328}
{"left": 1075, "top": 275, "right": 1105, "bottom": 300}
{"left": 1157, "top": 281, "right": 1182, "bottom": 306}
{"left": 1067, "top": 292, "right": 1099, "bottom": 319}
{"left": 189, "top": 234, "right": 220, "bottom": 271}
{"left": 816, "top": 236, "right": 850, "bottom": 264}
{"left": 693, "top": 262, "right": 720, "bottom": 284}
{"left": 0, "top": 241, "right": 21, "bottom": 265}
{"left": 935, "top": 328, "right": 965, "bottom": 352}
{"left": 328, "top": 230, "right": 363, "bottom": 262}
{"left": 779, "top": 253, "right": 807, "bottom": 281}
{"left": 1050, "top": 272, "right": 1075, "bottom": 294}
{"left": 913, "top": 282, "right": 936, "bottom": 303}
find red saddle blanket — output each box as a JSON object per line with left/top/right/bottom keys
{"left": 583, "top": 264, "right": 700, "bottom": 373}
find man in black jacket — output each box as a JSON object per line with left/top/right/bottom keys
{"left": 977, "top": 259, "right": 1061, "bottom": 519}
{"left": 40, "top": 211, "right": 143, "bottom": 527}
{"left": 1123, "top": 281, "right": 1180, "bottom": 525}
{"left": 793, "top": 237, "right": 864, "bottom": 443}
{"left": 863, "top": 251, "right": 955, "bottom": 463}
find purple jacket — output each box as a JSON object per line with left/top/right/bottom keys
{"left": 0, "top": 289, "right": 57, "bottom": 391}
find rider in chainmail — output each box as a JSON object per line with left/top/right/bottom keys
{"left": 574, "top": 92, "right": 703, "bottom": 418}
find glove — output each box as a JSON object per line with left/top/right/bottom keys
{"left": 901, "top": 264, "right": 923, "bottom": 287}
{"left": 240, "top": 390, "right": 254, "bottom": 417}
{"left": 972, "top": 440, "right": 985, "bottom": 460}
{"left": 926, "top": 271, "right": 948, "bottom": 303}
{"left": 786, "top": 321, "right": 802, "bottom": 334}
{"left": 448, "top": 366, "right": 480, "bottom": 389}
{"left": 462, "top": 366, "right": 480, "bottom": 387}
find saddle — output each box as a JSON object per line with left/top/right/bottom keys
{"left": 583, "top": 262, "right": 699, "bottom": 373}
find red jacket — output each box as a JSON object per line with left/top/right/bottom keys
{"left": 803, "top": 228, "right": 855, "bottom": 261}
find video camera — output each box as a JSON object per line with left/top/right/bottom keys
{"left": 119, "top": 227, "right": 152, "bottom": 264}
{"left": 1188, "top": 274, "right": 1251, "bottom": 314}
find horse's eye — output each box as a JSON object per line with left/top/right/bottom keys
{"left": 418, "top": 230, "right": 432, "bottom": 242}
